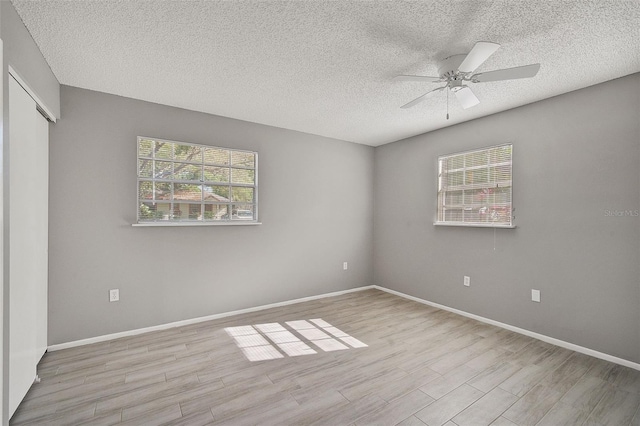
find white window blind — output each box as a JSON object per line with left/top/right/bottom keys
{"left": 436, "top": 144, "right": 513, "bottom": 227}
{"left": 137, "top": 137, "right": 257, "bottom": 223}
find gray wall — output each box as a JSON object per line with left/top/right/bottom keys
{"left": 1, "top": 1, "right": 60, "bottom": 119}
{"left": 374, "top": 73, "right": 640, "bottom": 364}
{"left": 49, "top": 86, "right": 374, "bottom": 345}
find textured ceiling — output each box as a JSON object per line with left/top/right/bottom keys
{"left": 11, "top": 0, "right": 640, "bottom": 146}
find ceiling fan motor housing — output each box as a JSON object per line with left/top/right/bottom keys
{"left": 438, "top": 54, "right": 469, "bottom": 91}
{"left": 448, "top": 79, "right": 465, "bottom": 92}
{"left": 438, "top": 54, "right": 467, "bottom": 79}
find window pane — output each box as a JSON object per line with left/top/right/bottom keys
{"left": 491, "top": 145, "right": 511, "bottom": 163}
{"left": 174, "top": 144, "right": 202, "bottom": 163}
{"left": 464, "top": 188, "right": 494, "bottom": 205}
{"left": 231, "top": 151, "right": 255, "bottom": 168}
{"left": 155, "top": 203, "right": 172, "bottom": 219}
{"left": 203, "top": 166, "right": 229, "bottom": 183}
{"left": 232, "top": 204, "right": 254, "bottom": 220}
{"left": 484, "top": 189, "right": 496, "bottom": 205}
{"left": 446, "top": 171, "right": 464, "bottom": 187}
{"left": 138, "top": 139, "right": 154, "bottom": 158}
{"left": 494, "top": 187, "right": 512, "bottom": 204}
{"left": 444, "top": 209, "right": 463, "bottom": 222}
{"left": 444, "top": 190, "right": 463, "bottom": 206}
{"left": 489, "top": 165, "right": 511, "bottom": 183}
{"left": 138, "top": 159, "right": 153, "bottom": 178}
{"left": 232, "top": 187, "right": 254, "bottom": 203}
{"left": 466, "top": 151, "right": 487, "bottom": 167}
{"left": 447, "top": 155, "right": 464, "bottom": 170}
{"left": 155, "top": 142, "right": 173, "bottom": 159}
{"left": 139, "top": 181, "right": 153, "bottom": 200}
{"left": 464, "top": 209, "right": 481, "bottom": 223}
{"left": 204, "top": 185, "right": 230, "bottom": 201}
{"left": 187, "top": 203, "right": 202, "bottom": 219}
{"left": 139, "top": 202, "right": 171, "bottom": 220}
{"left": 139, "top": 202, "right": 158, "bottom": 220}
{"left": 172, "top": 203, "right": 186, "bottom": 220}
{"left": 155, "top": 161, "right": 173, "bottom": 180}
{"left": 231, "top": 168, "right": 255, "bottom": 184}
{"left": 463, "top": 187, "right": 511, "bottom": 206}
{"left": 204, "top": 148, "right": 230, "bottom": 165}
{"left": 203, "top": 204, "right": 230, "bottom": 220}
{"left": 173, "top": 183, "right": 202, "bottom": 201}
{"left": 174, "top": 164, "right": 202, "bottom": 181}
{"left": 465, "top": 167, "right": 488, "bottom": 185}
{"left": 154, "top": 182, "right": 171, "bottom": 200}
{"left": 480, "top": 205, "right": 510, "bottom": 222}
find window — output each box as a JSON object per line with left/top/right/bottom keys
{"left": 137, "top": 137, "right": 258, "bottom": 224}
{"left": 436, "top": 144, "right": 513, "bottom": 227}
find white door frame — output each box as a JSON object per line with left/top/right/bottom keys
{"left": 1, "top": 60, "right": 53, "bottom": 424}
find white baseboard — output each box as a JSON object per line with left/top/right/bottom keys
{"left": 49, "top": 284, "right": 640, "bottom": 372}
{"left": 47, "top": 286, "right": 375, "bottom": 351}
{"left": 374, "top": 285, "right": 640, "bottom": 372}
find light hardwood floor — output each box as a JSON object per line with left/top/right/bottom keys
{"left": 10, "top": 289, "right": 640, "bottom": 425}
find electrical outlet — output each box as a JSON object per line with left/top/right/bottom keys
{"left": 464, "top": 276, "right": 470, "bottom": 287}
{"left": 109, "top": 289, "right": 120, "bottom": 302}
{"left": 343, "top": 262, "right": 348, "bottom": 270}
{"left": 531, "top": 289, "right": 541, "bottom": 303}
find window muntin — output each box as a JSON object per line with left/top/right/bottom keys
{"left": 137, "top": 137, "right": 257, "bottom": 223}
{"left": 437, "top": 144, "right": 512, "bottom": 227}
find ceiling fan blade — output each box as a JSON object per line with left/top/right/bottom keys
{"left": 400, "top": 87, "right": 445, "bottom": 109}
{"left": 458, "top": 41, "right": 500, "bottom": 73}
{"left": 454, "top": 86, "right": 480, "bottom": 109}
{"left": 471, "top": 63, "right": 541, "bottom": 82}
{"left": 393, "top": 75, "right": 441, "bottom": 82}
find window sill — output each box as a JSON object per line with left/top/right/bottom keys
{"left": 132, "top": 221, "right": 262, "bottom": 227}
{"left": 434, "top": 222, "right": 516, "bottom": 229}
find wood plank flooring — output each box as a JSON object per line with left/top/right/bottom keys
{"left": 10, "top": 289, "right": 640, "bottom": 425}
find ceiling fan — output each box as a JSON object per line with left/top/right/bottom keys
{"left": 394, "top": 41, "right": 540, "bottom": 115}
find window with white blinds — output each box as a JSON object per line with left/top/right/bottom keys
{"left": 436, "top": 144, "right": 513, "bottom": 227}
{"left": 137, "top": 137, "right": 257, "bottom": 223}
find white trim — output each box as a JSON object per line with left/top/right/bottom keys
{"left": 8, "top": 66, "right": 56, "bottom": 123}
{"left": 373, "top": 285, "right": 640, "bottom": 372}
{"left": 438, "top": 142, "right": 514, "bottom": 159}
{"left": 47, "top": 284, "right": 640, "bottom": 371}
{"left": 433, "top": 222, "right": 516, "bottom": 229}
{"left": 47, "top": 286, "right": 374, "bottom": 351}
{"left": 132, "top": 221, "right": 262, "bottom": 227}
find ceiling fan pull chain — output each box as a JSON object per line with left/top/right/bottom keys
{"left": 446, "top": 88, "right": 449, "bottom": 120}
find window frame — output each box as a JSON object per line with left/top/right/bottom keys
{"left": 435, "top": 143, "right": 515, "bottom": 228}
{"left": 134, "top": 137, "right": 260, "bottom": 226}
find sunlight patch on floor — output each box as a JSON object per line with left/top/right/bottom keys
{"left": 225, "top": 319, "right": 367, "bottom": 361}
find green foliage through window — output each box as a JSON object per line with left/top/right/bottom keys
{"left": 137, "top": 137, "right": 257, "bottom": 223}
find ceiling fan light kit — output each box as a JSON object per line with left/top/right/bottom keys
{"left": 394, "top": 41, "right": 540, "bottom": 117}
